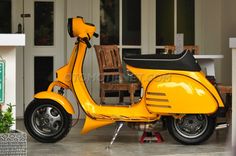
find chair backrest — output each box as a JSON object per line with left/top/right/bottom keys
{"left": 164, "top": 45, "right": 176, "bottom": 54}
{"left": 156, "top": 45, "right": 176, "bottom": 54}
{"left": 94, "top": 45, "right": 123, "bottom": 83}
{"left": 184, "top": 45, "right": 199, "bottom": 55}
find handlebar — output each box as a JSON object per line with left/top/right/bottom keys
{"left": 93, "top": 33, "right": 99, "bottom": 38}
{"left": 83, "top": 38, "right": 92, "bottom": 48}
{"left": 81, "top": 32, "right": 99, "bottom": 48}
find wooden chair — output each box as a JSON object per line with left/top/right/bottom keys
{"left": 215, "top": 85, "right": 232, "bottom": 137}
{"left": 184, "top": 45, "right": 199, "bottom": 55}
{"left": 94, "top": 45, "right": 140, "bottom": 104}
{"left": 218, "top": 85, "right": 232, "bottom": 124}
{"left": 164, "top": 45, "right": 176, "bottom": 54}
{"left": 156, "top": 45, "right": 175, "bottom": 54}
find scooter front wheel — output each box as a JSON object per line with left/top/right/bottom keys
{"left": 24, "top": 99, "right": 72, "bottom": 143}
{"left": 167, "top": 114, "right": 216, "bottom": 145}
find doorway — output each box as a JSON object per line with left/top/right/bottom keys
{"left": 23, "top": 0, "right": 65, "bottom": 109}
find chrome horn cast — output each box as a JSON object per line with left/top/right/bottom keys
{"left": 31, "top": 105, "right": 63, "bottom": 137}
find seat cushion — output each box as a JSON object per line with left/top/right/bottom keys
{"left": 123, "top": 51, "right": 201, "bottom": 71}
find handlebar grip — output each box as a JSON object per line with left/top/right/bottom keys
{"left": 93, "top": 33, "right": 99, "bottom": 38}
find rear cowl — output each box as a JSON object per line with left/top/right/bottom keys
{"left": 145, "top": 73, "right": 223, "bottom": 114}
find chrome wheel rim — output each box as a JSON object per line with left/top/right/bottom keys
{"left": 31, "top": 105, "right": 63, "bottom": 137}
{"left": 173, "top": 114, "right": 208, "bottom": 139}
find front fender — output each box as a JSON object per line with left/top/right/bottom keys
{"left": 34, "top": 91, "right": 75, "bottom": 114}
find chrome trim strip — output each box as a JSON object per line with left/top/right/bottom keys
{"left": 147, "top": 104, "right": 171, "bottom": 108}
{"left": 146, "top": 98, "right": 169, "bottom": 102}
{"left": 147, "top": 92, "right": 166, "bottom": 96}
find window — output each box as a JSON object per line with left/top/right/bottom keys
{"left": 0, "top": 0, "right": 11, "bottom": 33}
{"left": 122, "top": 0, "right": 141, "bottom": 45}
{"left": 34, "top": 1, "right": 54, "bottom": 46}
{"left": 100, "top": 0, "right": 141, "bottom": 97}
{"left": 99, "top": 0, "right": 195, "bottom": 55}
{"left": 34, "top": 56, "right": 53, "bottom": 94}
{"left": 156, "top": 0, "right": 174, "bottom": 46}
{"left": 100, "top": 0, "right": 119, "bottom": 45}
{"left": 177, "top": 0, "right": 195, "bottom": 45}
{"left": 100, "top": 0, "right": 141, "bottom": 57}
{"left": 156, "top": 0, "right": 195, "bottom": 52}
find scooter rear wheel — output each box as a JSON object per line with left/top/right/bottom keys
{"left": 24, "top": 99, "right": 72, "bottom": 143}
{"left": 167, "top": 114, "right": 216, "bottom": 145}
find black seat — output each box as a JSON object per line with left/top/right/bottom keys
{"left": 123, "top": 51, "right": 201, "bottom": 71}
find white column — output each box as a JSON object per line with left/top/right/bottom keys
{"left": 0, "top": 34, "right": 25, "bottom": 130}
{"left": 230, "top": 38, "right": 236, "bottom": 146}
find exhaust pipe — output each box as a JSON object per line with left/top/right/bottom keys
{"left": 215, "top": 122, "right": 230, "bottom": 130}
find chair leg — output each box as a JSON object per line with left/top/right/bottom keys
{"left": 129, "top": 84, "right": 135, "bottom": 104}
{"left": 101, "top": 88, "right": 105, "bottom": 104}
{"left": 119, "top": 91, "right": 124, "bottom": 103}
{"left": 226, "top": 93, "right": 232, "bottom": 125}
{"left": 130, "top": 93, "right": 134, "bottom": 104}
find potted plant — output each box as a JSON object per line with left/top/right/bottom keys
{"left": 0, "top": 103, "right": 27, "bottom": 156}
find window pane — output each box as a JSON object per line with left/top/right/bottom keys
{"left": 177, "top": 0, "right": 195, "bottom": 45}
{"left": 34, "top": 56, "right": 53, "bottom": 94}
{"left": 100, "top": 0, "right": 119, "bottom": 45}
{"left": 34, "top": 2, "right": 54, "bottom": 46}
{"left": 122, "top": 49, "right": 141, "bottom": 58}
{"left": 122, "top": 0, "right": 141, "bottom": 45}
{"left": 0, "top": 0, "right": 11, "bottom": 33}
{"left": 156, "top": 0, "right": 174, "bottom": 45}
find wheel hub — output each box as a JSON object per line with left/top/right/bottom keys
{"left": 174, "top": 114, "right": 208, "bottom": 139}
{"left": 31, "top": 105, "right": 63, "bottom": 137}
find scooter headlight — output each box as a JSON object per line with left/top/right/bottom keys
{"left": 68, "top": 16, "right": 84, "bottom": 38}
{"left": 67, "top": 18, "right": 74, "bottom": 37}
{"left": 67, "top": 16, "right": 96, "bottom": 38}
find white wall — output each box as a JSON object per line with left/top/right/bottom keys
{"left": 195, "top": 0, "right": 222, "bottom": 83}
{"left": 12, "top": 0, "right": 24, "bottom": 118}
{"left": 195, "top": 0, "right": 236, "bottom": 85}
{"left": 221, "top": 0, "right": 236, "bottom": 85}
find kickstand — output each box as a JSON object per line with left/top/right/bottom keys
{"left": 106, "top": 122, "right": 124, "bottom": 149}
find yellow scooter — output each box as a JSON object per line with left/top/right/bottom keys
{"left": 24, "top": 17, "right": 225, "bottom": 146}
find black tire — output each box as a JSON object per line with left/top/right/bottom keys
{"left": 167, "top": 114, "right": 216, "bottom": 145}
{"left": 24, "top": 99, "right": 72, "bottom": 143}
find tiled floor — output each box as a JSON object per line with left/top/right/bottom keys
{"left": 17, "top": 120, "right": 232, "bottom": 156}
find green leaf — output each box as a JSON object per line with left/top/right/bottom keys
{"left": 0, "top": 103, "right": 15, "bottom": 133}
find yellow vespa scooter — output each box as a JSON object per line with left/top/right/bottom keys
{"left": 24, "top": 17, "right": 225, "bottom": 146}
